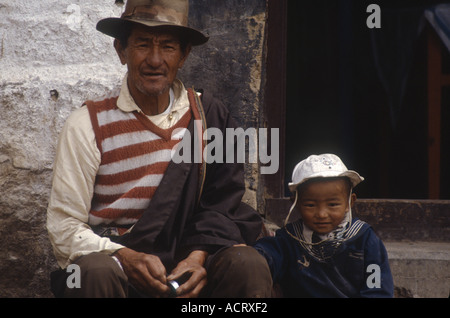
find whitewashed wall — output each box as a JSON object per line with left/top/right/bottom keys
{"left": 0, "top": 1, "right": 125, "bottom": 170}
{"left": 0, "top": 1, "right": 126, "bottom": 297}
{"left": 0, "top": 0, "right": 267, "bottom": 297}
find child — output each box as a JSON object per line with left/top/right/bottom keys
{"left": 254, "top": 154, "right": 393, "bottom": 297}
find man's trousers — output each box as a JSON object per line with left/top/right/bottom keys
{"left": 61, "top": 245, "right": 273, "bottom": 298}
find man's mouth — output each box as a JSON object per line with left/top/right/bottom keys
{"left": 143, "top": 73, "right": 163, "bottom": 77}
{"left": 142, "top": 70, "right": 165, "bottom": 78}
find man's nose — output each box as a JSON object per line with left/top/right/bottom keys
{"left": 146, "top": 47, "right": 164, "bottom": 67}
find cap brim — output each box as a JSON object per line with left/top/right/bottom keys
{"left": 288, "top": 170, "right": 364, "bottom": 193}
{"left": 96, "top": 18, "right": 209, "bottom": 46}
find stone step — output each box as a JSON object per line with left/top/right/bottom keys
{"left": 385, "top": 241, "right": 450, "bottom": 298}
{"left": 266, "top": 198, "right": 450, "bottom": 242}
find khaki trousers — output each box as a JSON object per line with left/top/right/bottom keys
{"left": 63, "top": 246, "right": 272, "bottom": 298}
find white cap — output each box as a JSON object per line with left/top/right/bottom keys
{"left": 288, "top": 154, "right": 364, "bottom": 193}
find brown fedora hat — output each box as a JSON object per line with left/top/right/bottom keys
{"left": 97, "top": 0, "right": 208, "bottom": 46}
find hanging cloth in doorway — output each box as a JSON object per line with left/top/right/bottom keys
{"left": 369, "top": 6, "right": 426, "bottom": 130}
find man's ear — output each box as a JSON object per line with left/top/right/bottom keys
{"left": 178, "top": 44, "right": 192, "bottom": 69}
{"left": 114, "top": 39, "right": 127, "bottom": 66}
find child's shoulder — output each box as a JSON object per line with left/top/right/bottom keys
{"left": 346, "top": 218, "right": 387, "bottom": 247}
{"left": 346, "top": 218, "right": 371, "bottom": 238}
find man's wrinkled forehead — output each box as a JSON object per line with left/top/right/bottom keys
{"left": 128, "top": 24, "right": 183, "bottom": 43}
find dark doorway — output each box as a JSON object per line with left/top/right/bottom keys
{"left": 282, "top": 0, "right": 450, "bottom": 199}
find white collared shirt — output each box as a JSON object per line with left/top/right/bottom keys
{"left": 46, "top": 74, "right": 190, "bottom": 269}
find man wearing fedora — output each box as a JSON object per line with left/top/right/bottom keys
{"left": 47, "top": 0, "right": 272, "bottom": 298}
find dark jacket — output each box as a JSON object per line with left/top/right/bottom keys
{"left": 254, "top": 218, "right": 394, "bottom": 298}
{"left": 119, "top": 90, "right": 262, "bottom": 271}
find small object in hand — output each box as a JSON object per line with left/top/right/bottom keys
{"left": 167, "top": 272, "right": 192, "bottom": 297}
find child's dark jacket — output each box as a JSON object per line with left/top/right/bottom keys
{"left": 253, "top": 218, "right": 394, "bottom": 297}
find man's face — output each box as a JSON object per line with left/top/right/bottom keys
{"left": 296, "top": 178, "right": 355, "bottom": 234}
{"left": 115, "top": 24, "right": 190, "bottom": 100}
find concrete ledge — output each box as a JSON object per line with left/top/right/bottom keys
{"left": 385, "top": 241, "right": 450, "bottom": 298}
{"left": 353, "top": 199, "right": 450, "bottom": 242}
{"left": 266, "top": 198, "right": 450, "bottom": 242}
{"left": 386, "top": 241, "right": 450, "bottom": 261}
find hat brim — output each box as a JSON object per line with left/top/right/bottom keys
{"left": 288, "top": 170, "right": 364, "bottom": 193}
{"left": 96, "top": 17, "right": 209, "bottom": 46}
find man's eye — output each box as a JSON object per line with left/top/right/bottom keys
{"left": 135, "top": 42, "right": 148, "bottom": 48}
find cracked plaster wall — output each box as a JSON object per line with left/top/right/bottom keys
{"left": 0, "top": 0, "right": 267, "bottom": 297}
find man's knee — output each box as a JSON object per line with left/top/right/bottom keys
{"left": 214, "top": 246, "right": 269, "bottom": 277}
{"left": 206, "top": 245, "right": 272, "bottom": 297}
{"left": 65, "top": 252, "right": 128, "bottom": 298}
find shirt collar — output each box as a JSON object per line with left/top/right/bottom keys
{"left": 116, "top": 73, "right": 189, "bottom": 114}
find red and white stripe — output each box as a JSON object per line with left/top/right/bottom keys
{"left": 86, "top": 97, "right": 191, "bottom": 227}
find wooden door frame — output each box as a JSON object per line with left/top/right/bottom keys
{"left": 263, "top": 0, "right": 288, "bottom": 203}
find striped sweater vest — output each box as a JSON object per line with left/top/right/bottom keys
{"left": 85, "top": 94, "right": 198, "bottom": 234}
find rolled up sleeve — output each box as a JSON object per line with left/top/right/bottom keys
{"left": 46, "top": 106, "right": 124, "bottom": 269}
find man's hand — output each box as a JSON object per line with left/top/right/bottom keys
{"left": 113, "top": 247, "right": 171, "bottom": 297}
{"left": 167, "top": 250, "right": 208, "bottom": 298}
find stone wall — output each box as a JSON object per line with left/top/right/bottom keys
{"left": 179, "top": 0, "right": 267, "bottom": 209}
{"left": 0, "top": 0, "right": 267, "bottom": 297}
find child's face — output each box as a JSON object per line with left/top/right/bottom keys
{"left": 296, "top": 178, "right": 356, "bottom": 235}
